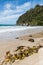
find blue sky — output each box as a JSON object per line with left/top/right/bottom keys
{"left": 0, "top": 0, "right": 43, "bottom": 24}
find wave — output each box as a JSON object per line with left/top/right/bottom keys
{"left": 0, "top": 26, "right": 42, "bottom": 33}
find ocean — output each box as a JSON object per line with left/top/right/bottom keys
{"left": 0, "top": 26, "right": 43, "bottom": 40}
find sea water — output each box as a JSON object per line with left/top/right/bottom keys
{"left": 0, "top": 26, "right": 43, "bottom": 40}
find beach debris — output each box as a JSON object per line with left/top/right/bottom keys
{"left": 17, "top": 52, "right": 25, "bottom": 60}
{"left": 15, "top": 46, "right": 25, "bottom": 52}
{"left": 13, "top": 54, "right": 19, "bottom": 60}
{"left": 0, "top": 45, "right": 43, "bottom": 65}
{"left": 28, "top": 38, "right": 34, "bottom": 42}
{"left": 1, "top": 51, "right": 15, "bottom": 65}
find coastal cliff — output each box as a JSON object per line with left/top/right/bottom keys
{"left": 17, "top": 5, "right": 43, "bottom": 26}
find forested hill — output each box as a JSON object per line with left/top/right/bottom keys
{"left": 16, "top": 5, "right": 43, "bottom": 26}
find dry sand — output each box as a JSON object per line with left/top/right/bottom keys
{"left": 0, "top": 31, "right": 43, "bottom": 65}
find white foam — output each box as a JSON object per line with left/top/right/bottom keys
{"left": 0, "top": 26, "right": 42, "bottom": 33}
{"left": 0, "top": 26, "right": 43, "bottom": 40}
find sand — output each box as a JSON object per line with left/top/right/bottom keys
{"left": 0, "top": 31, "right": 43, "bottom": 65}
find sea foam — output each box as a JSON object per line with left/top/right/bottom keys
{"left": 0, "top": 26, "right": 41, "bottom": 33}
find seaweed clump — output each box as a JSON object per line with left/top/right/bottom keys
{"left": 0, "top": 45, "right": 43, "bottom": 65}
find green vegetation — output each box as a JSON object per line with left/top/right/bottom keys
{"left": 17, "top": 5, "right": 43, "bottom": 26}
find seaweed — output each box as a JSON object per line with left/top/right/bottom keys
{"left": 0, "top": 45, "right": 43, "bottom": 65}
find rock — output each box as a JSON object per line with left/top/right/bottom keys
{"left": 28, "top": 39, "right": 34, "bottom": 42}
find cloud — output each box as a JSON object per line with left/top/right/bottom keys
{"left": 16, "top": 2, "right": 31, "bottom": 9}
{"left": 0, "top": 2, "right": 31, "bottom": 24}
{"left": 40, "top": 3, "right": 43, "bottom": 5}
{"left": 1, "top": 2, "right": 31, "bottom": 16}
{"left": 5, "top": 3, "right": 11, "bottom": 9}
{"left": 0, "top": 14, "right": 22, "bottom": 20}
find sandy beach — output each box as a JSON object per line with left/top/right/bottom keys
{"left": 0, "top": 29, "right": 43, "bottom": 65}
{"left": 0, "top": 0, "right": 43, "bottom": 64}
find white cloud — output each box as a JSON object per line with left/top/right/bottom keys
{"left": 16, "top": 2, "right": 31, "bottom": 9}
{"left": 2, "top": 2, "right": 31, "bottom": 16}
{"left": 40, "top": 3, "right": 43, "bottom": 5}
{"left": 0, "top": 14, "right": 22, "bottom": 20}
{"left": 0, "top": 2, "right": 31, "bottom": 24}
{"left": 1, "top": 9, "right": 23, "bottom": 16}
{"left": 4, "top": 3, "right": 12, "bottom": 10}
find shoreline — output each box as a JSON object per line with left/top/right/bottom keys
{"left": 0, "top": 26, "right": 43, "bottom": 40}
